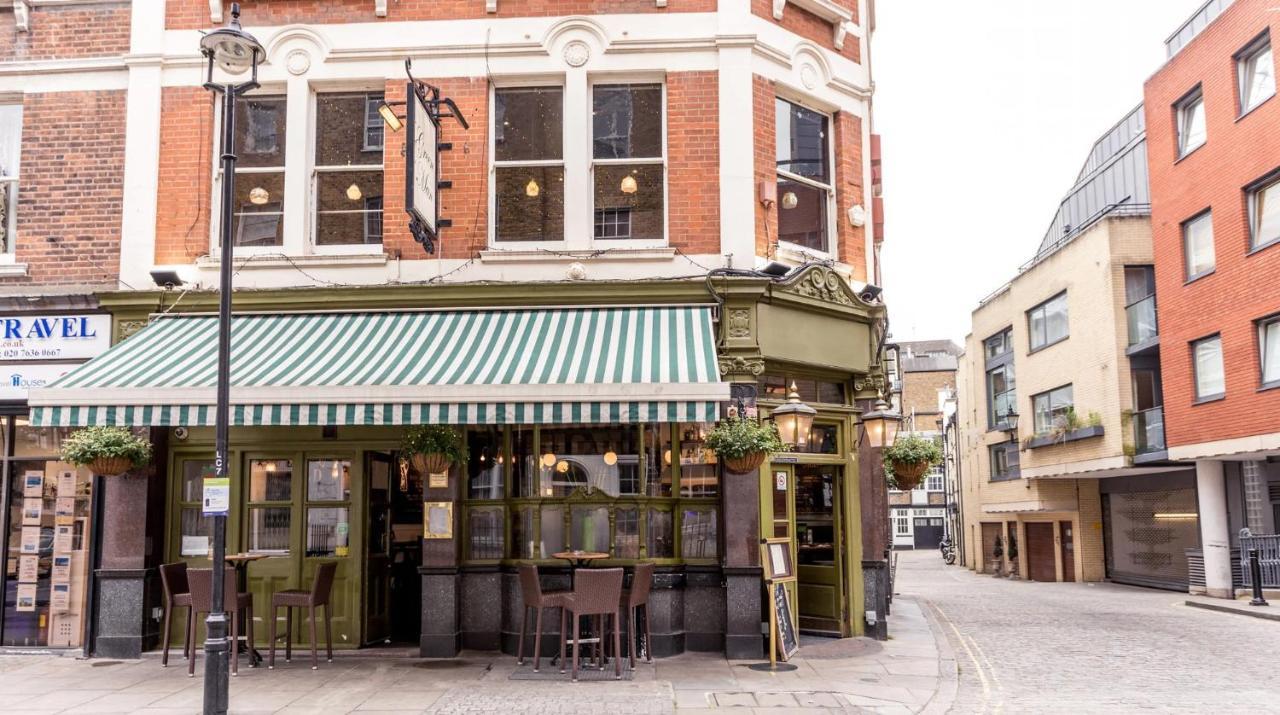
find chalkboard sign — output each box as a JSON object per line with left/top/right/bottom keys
{"left": 771, "top": 581, "right": 799, "bottom": 661}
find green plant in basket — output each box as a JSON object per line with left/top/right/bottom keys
{"left": 704, "top": 417, "right": 784, "bottom": 474}
{"left": 882, "top": 433, "right": 942, "bottom": 490}
{"left": 60, "top": 426, "right": 153, "bottom": 476}
{"left": 401, "top": 425, "right": 467, "bottom": 474}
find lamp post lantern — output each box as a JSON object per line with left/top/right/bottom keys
{"left": 199, "top": 5, "right": 263, "bottom": 713}
{"left": 770, "top": 382, "right": 817, "bottom": 447}
{"left": 860, "top": 398, "right": 902, "bottom": 450}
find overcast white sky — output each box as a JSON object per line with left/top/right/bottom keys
{"left": 874, "top": 0, "right": 1207, "bottom": 346}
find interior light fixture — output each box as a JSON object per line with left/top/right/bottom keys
{"left": 541, "top": 452, "right": 557, "bottom": 468}
{"left": 603, "top": 450, "right": 618, "bottom": 466}
{"left": 1152, "top": 512, "right": 1198, "bottom": 520}
{"left": 377, "top": 101, "right": 404, "bottom": 132}
{"left": 620, "top": 174, "right": 638, "bottom": 194}
{"left": 556, "top": 460, "right": 569, "bottom": 474}
{"left": 525, "top": 179, "right": 540, "bottom": 198}
{"left": 781, "top": 191, "right": 799, "bottom": 210}
{"left": 346, "top": 183, "right": 362, "bottom": 201}
{"left": 249, "top": 187, "right": 270, "bottom": 205}
{"left": 663, "top": 449, "right": 672, "bottom": 465}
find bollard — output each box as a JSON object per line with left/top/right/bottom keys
{"left": 1249, "top": 548, "right": 1269, "bottom": 607}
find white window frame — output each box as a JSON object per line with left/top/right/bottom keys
{"left": 894, "top": 516, "right": 910, "bottom": 536}
{"left": 311, "top": 89, "right": 387, "bottom": 256}
{"left": 925, "top": 473, "right": 944, "bottom": 492}
{"left": 1259, "top": 314, "right": 1280, "bottom": 389}
{"left": 0, "top": 103, "right": 20, "bottom": 258}
{"left": 1175, "top": 87, "right": 1206, "bottom": 158}
{"left": 1237, "top": 33, "right": 1275, "bottom": 115}
{"left": 489, "top": 78, "right": 568, "bottom": 250}
{"left": 1192, "top": 334, "right": 1225, "bottom": 401}
{"left": 362, "top": 94, "right": 385, "bottom": 152}
{"left": 211, "top": 87, "right": 290, "bottom": 259}
{"left": 774, "top": 91, "right": 837, "bottom": 258}
{"left": 1247, "top": 172, "right": 1280, "bottom": 252}
{"left": 589, "top": 78, "right": 668, "bottom": 250}
{"left": 1182, "top": 210, "right": 1215, "bottom": 280}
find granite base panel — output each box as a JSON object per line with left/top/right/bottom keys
{"left": 93, "top": 573, "right": 147, "bottom": 659}
{"left": 420, "top": 632, "right": 463, "bottom": 658}
{"left": 724, "top": 632, "right": 764, "bottom": 660}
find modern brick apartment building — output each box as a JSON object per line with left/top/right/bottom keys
{"left": 2, "top": 0, "right": 894, "bottom": 659}
{"left": 1143, "top": 0, "right": 1280, "bottom": 598}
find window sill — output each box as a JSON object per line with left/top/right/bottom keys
{"left": 1027, "top": 335, "right": 1068, "bottom": 355}
{"left": 1174, "top": 142, "right": 1204, "bottom": 165}
{"left": 1192, "top": 394, "right": 1225, "bottom": 406}
{"left": 1247, "top": 236, "right": 1280, "bottom": 257}
{"left": 196, "top": 252, "right": 389, "bottom": 271}
{"left": 1236, "top": 92, "right": 1275, "bottom": 122}
{"left": 776, "top": 243, "right": 835, "bottom": 265}
{"left": 1024, "top": 425, "right": 1104, "bottom": 450}
{"left": 0, "top": 262, "right": 29, "bottom": 277}
{"left": 1260, "top": 381, "right": 1280, "bottom": 393}
{"left": 1184, "top": 269, "right": 1215, "bottom": 285}
{"left": 478, "top": 247, "right": 676, "bottom": 263}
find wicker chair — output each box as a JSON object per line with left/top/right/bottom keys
{"left": 186, "top": 567, "right": 254, "bottom": 677}
{"left": 620, "top": 562, "right": 655, "bottom": 669}
{"left": 159, "top": 562, "right": 193, "bottom": 668}
{"left": 516, "top": 564, "right": 569, "bottom": 672}
{"left": 559, "top": 567, "right": 623, "bottom": 681}
{"left": 268, "top": 561, "right": 337, "bottom": 670}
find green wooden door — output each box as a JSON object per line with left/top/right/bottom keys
{"left": 794, "top": 465, "right": 844, "bottom": 635}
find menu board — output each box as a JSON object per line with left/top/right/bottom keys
{"left": 771, "top": 581, "right": 799, "bottom": 661}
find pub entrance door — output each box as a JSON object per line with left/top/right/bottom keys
{"left": 363, "top": 451, "right": 421, "bottom": 645}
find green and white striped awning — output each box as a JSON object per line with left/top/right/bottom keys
{"left": 29, "top": 306, "right": 726, "bottom": 427}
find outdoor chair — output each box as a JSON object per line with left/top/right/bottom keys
{"left": 268, "top": 561, "right": 337, "bottom": 670}
{"left": 516, "top": 564, "right": 570, "bottom": 672}
{"left": 159, "top": 562, "right": 193, "bottom": 668}
{"left": 187, "top": 567, "right": 254, "bottom": 677}
{"left": 620, "top": 562, "right": 655, "bottom": 669}
{"left": 560, "top": 567, "right": 623, "bottom": 681}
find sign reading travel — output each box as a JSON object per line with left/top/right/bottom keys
{"left": 405, "top": 81, "right": 440, "bottom": 251}
{"left": 0, "top": 314, "right": 109, "bottom": 361}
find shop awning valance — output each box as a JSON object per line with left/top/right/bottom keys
{"left": 29, "top": 306, "right": 726, "bottom": 427}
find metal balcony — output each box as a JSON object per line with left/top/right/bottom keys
{"left": 1126, "top": 295, "right": 1158, "bottom": 347}
{"left": 1133, "top": 406, "right": 1165, "bottom": 455}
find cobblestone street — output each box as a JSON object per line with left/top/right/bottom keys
{"left": 895, "top": 549, "right": 1280, "bottom": 713}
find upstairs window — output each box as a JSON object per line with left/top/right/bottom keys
{"left": 1182, "top": 211, "right": 1215, "bottom": 279}
{"left": 314, "top": 93, "right": 384, "bottom": 247}
{"left": 494, "top": 87, "right": 565, "bottom": 243}
{"left": 0, "top": 104, "right": 19, "bottom": 255}
{"left": 1175, "top": 88, "right": 1206, "bottom": 158}
{"left": 775, "top": 98, "right": 832, "bottom": 253}
{"left": 1124, "top": 265, "right": 1157, "bottom": 346}
{"left": 1238, "top": 34, "right": 1275, "bottom": 114}
{"left": 1260, "top": 314, "right": 1280, "bottom": 388}
{"left": 592, "top": 84, "right": 664, "bottom": 242}
{"left": 984, "top": 328, "right": 1012, "bottom": 360}
{"left": 1248, "top": 172, "right": 1280, "bottom": 251}
{"left": 231, "top": 96, "right": 287, "bottom": 248}
{"left": 1032, "top": 384, "right": 1074, "bottom": 435}
{"left": 1027, "top": 292, "right": 1069, "bottom": 351}
{"left": 1192, "top": 334, "right": 1225, "bottom": 401}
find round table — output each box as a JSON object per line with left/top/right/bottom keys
{"left": 223, "top": 553, "right": 268, "bottom": 665}
{"left": 552, "top": 551, "right": 609, "bottom": 569}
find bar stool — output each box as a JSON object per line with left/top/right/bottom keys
{"left": 620, "top": 562, "right": 654, "bottom": 669}
{"left": 268, "top": 561, "right": 337, "bottom": 670}
{"left": 559, "top": 567, "right": 623, "bottom": 681}
{"left": 159, "top": 562, "right": 193, "bottom": 667}
{"left": 516, "top": 564, "right": 569, "bottom": 672}
{"left": 187, "top": 567, "right": 254, "bottom": 677}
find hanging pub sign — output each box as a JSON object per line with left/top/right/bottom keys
{"left": 402, "top": 58, "right": 469, "bottom": 254}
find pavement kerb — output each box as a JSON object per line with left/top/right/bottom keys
{"left": 910, "top": 595, "right": 959, "bottom": 715}
{"left": 1184, "top": 599, "right": 1280, "bottom": 622}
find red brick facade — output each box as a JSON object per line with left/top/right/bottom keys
{"left": 166, "top": 0, "right": 715, "bottom": 30}
{"left": 154, "top": 88, "right": 215, "bottom": 266}
{"left": 1144, "top": 0, "right": 1280, "bottom": 448}
{"left": 8, "top": 91, "right": 126, "bottom": 285}
{"left": 0, "top": 3, "right": 131, "bottom": 63}
{"left": 666, "top": 72, "right": 721, "bottom": 256}
{"left": 750, "top": 0, "right": 860, "bottom": 64}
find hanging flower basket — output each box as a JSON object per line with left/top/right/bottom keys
{"left": 723, "top": 451, "right": 767, "bottom": 475}
{"left": 891, "top": 460, "right": 930, "bottom": 490}
{"left": 411, "top": 452, "right": 453, "bottom": 475}
{"left": 59, "top": 426, "right": 152, "bottom": 477}
{"left": 89, "top": 456, "right": 134, "bottom": 477}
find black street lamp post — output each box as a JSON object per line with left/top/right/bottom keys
{"left": 199, "top": 5, "right": 263, "bottom": 713}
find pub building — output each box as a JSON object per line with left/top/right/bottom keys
{"left": 24, "top": 266, "right": 887, "bottom": 659}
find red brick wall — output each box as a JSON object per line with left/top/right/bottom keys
{"left": 0, "top": 3, "right": 130, "bottom": 62}
{"left": 833, "top": 109, "right": 865, "bottom": 281}
{"left": 751, "top": 0, "right": 860, "bottom": 64}
{"left": 6, "top": 91, "right": 126, "bottom": 286}
{"left": 166, "top": 0, "right": 713, "bottom": 29}
{"left": 667, "top": 71, "right": 719, "bottom": 255}
{"left": 753, "top": 74, "right": 777, "bottom": 258}
{"left": 1144, "top": 0, "right": 1280, "bottom": 448}
{"left": 155, "top": 87, "right": 215, "bottom": 265}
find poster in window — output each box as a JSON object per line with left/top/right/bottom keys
{"left": 51, "top": 554, "right": 71, "bottom": 582}
{"left": 424, "top": 501, "right": 452, "bottom": 539}
{"left": 55, "top": 497, "right": 76, "bottom": 524}
{"left": 54, "top": 524, "right": 74, "bottom": 553}
{"left": 23, "top": 471, "right": 44, "bottom": 498}
{"left": 16, "top": 584, "right": 37, "bottom": 612}
{"left": 18, "top": 555, "right": 38, "bottom": 582}
{"left": 57, "top": 470, "right": 75, "bottom": 496}
{"left": 51, "top": 583, "right": 70, "bottom": 612}
{"left": 22, "top": 497, "right": 42, "bottom": 525}
{"left": 20, "top": 526, "right": 41, "bottom": 554}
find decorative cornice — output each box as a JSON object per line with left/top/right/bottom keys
{"left": 718, "top": 355, "right": 765, "bottom": 378}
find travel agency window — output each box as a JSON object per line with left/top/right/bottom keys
{"left": 0, "top": 103, "right": 19, "bottom": 257}
{"left": 0, "top": 420, "right": 99, "bottom": 648}
{"left": 775, "top": 97, "right": 833, "bottom": 253}
{"left": 462, "top": 424, "right": 720, "bottom": 565}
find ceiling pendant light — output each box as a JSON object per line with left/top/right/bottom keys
{"left": 525, "top": 179, "right": 540, "bottom": 198}
{"left": 603, "top": 450, "right": 618, "bottom": 466}
{"left": 620, "top": 174, "right": 638, "bottom": 194}
{"left": 781, "top": 191, "right": 799, "bottom": 210}
{"left": 346, "top": 183, "right": 362, "bottom": 201}
{"left": 249, "top": 187, "right": 270, "bottom": 205}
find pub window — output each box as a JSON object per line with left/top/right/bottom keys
{"left": 761, "top": 373, "right": 846, "bottom": 405}
{"left": 675, "top": 423, "right": 719, "bottom": 497}
{"left": 776, "top": 97, "right": 833, "bottom": 252}
{"left": 304, "top": 459, "right": 351, "bottom": 558}
{"left": 247, "top": 459, "right": 293, "bottom": 554}
{"left": 681, "top": 508, "right": 718, "bottom": 559}
{"left": 466, "top": 427, "right": 504, "bottom": 500}
{"left": 0, "top": 103, "right": 20, "bottom": 255}
{"left": 230, "top": 96, "right": 287, "bottom": 248}
{"left": 467, "top": 506, "right": 505, "bottom": 560}
{"left": 592, "top": 83, "right": 665, "bottom": 242}
{"left": 493, "top": 86, "right": 565, "bottom": 242}
{"left": 314, "top": 93, "right": 385, "bottom": 248}
{"left": 178, "top": 460, "right": 215, "bottom": 556}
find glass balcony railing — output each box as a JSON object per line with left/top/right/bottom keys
{"left": 1134, "top": 406, "right": 1165, "bottom": 455}
{"left": 1126, "top": 295, "right": 1158, "bottom": 346}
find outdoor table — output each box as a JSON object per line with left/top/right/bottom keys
{"left": 224, "top": 552, "right": 268, "bottom": 666}
{"left": 551, "top": 552, "right": 610, "bottom": 669}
